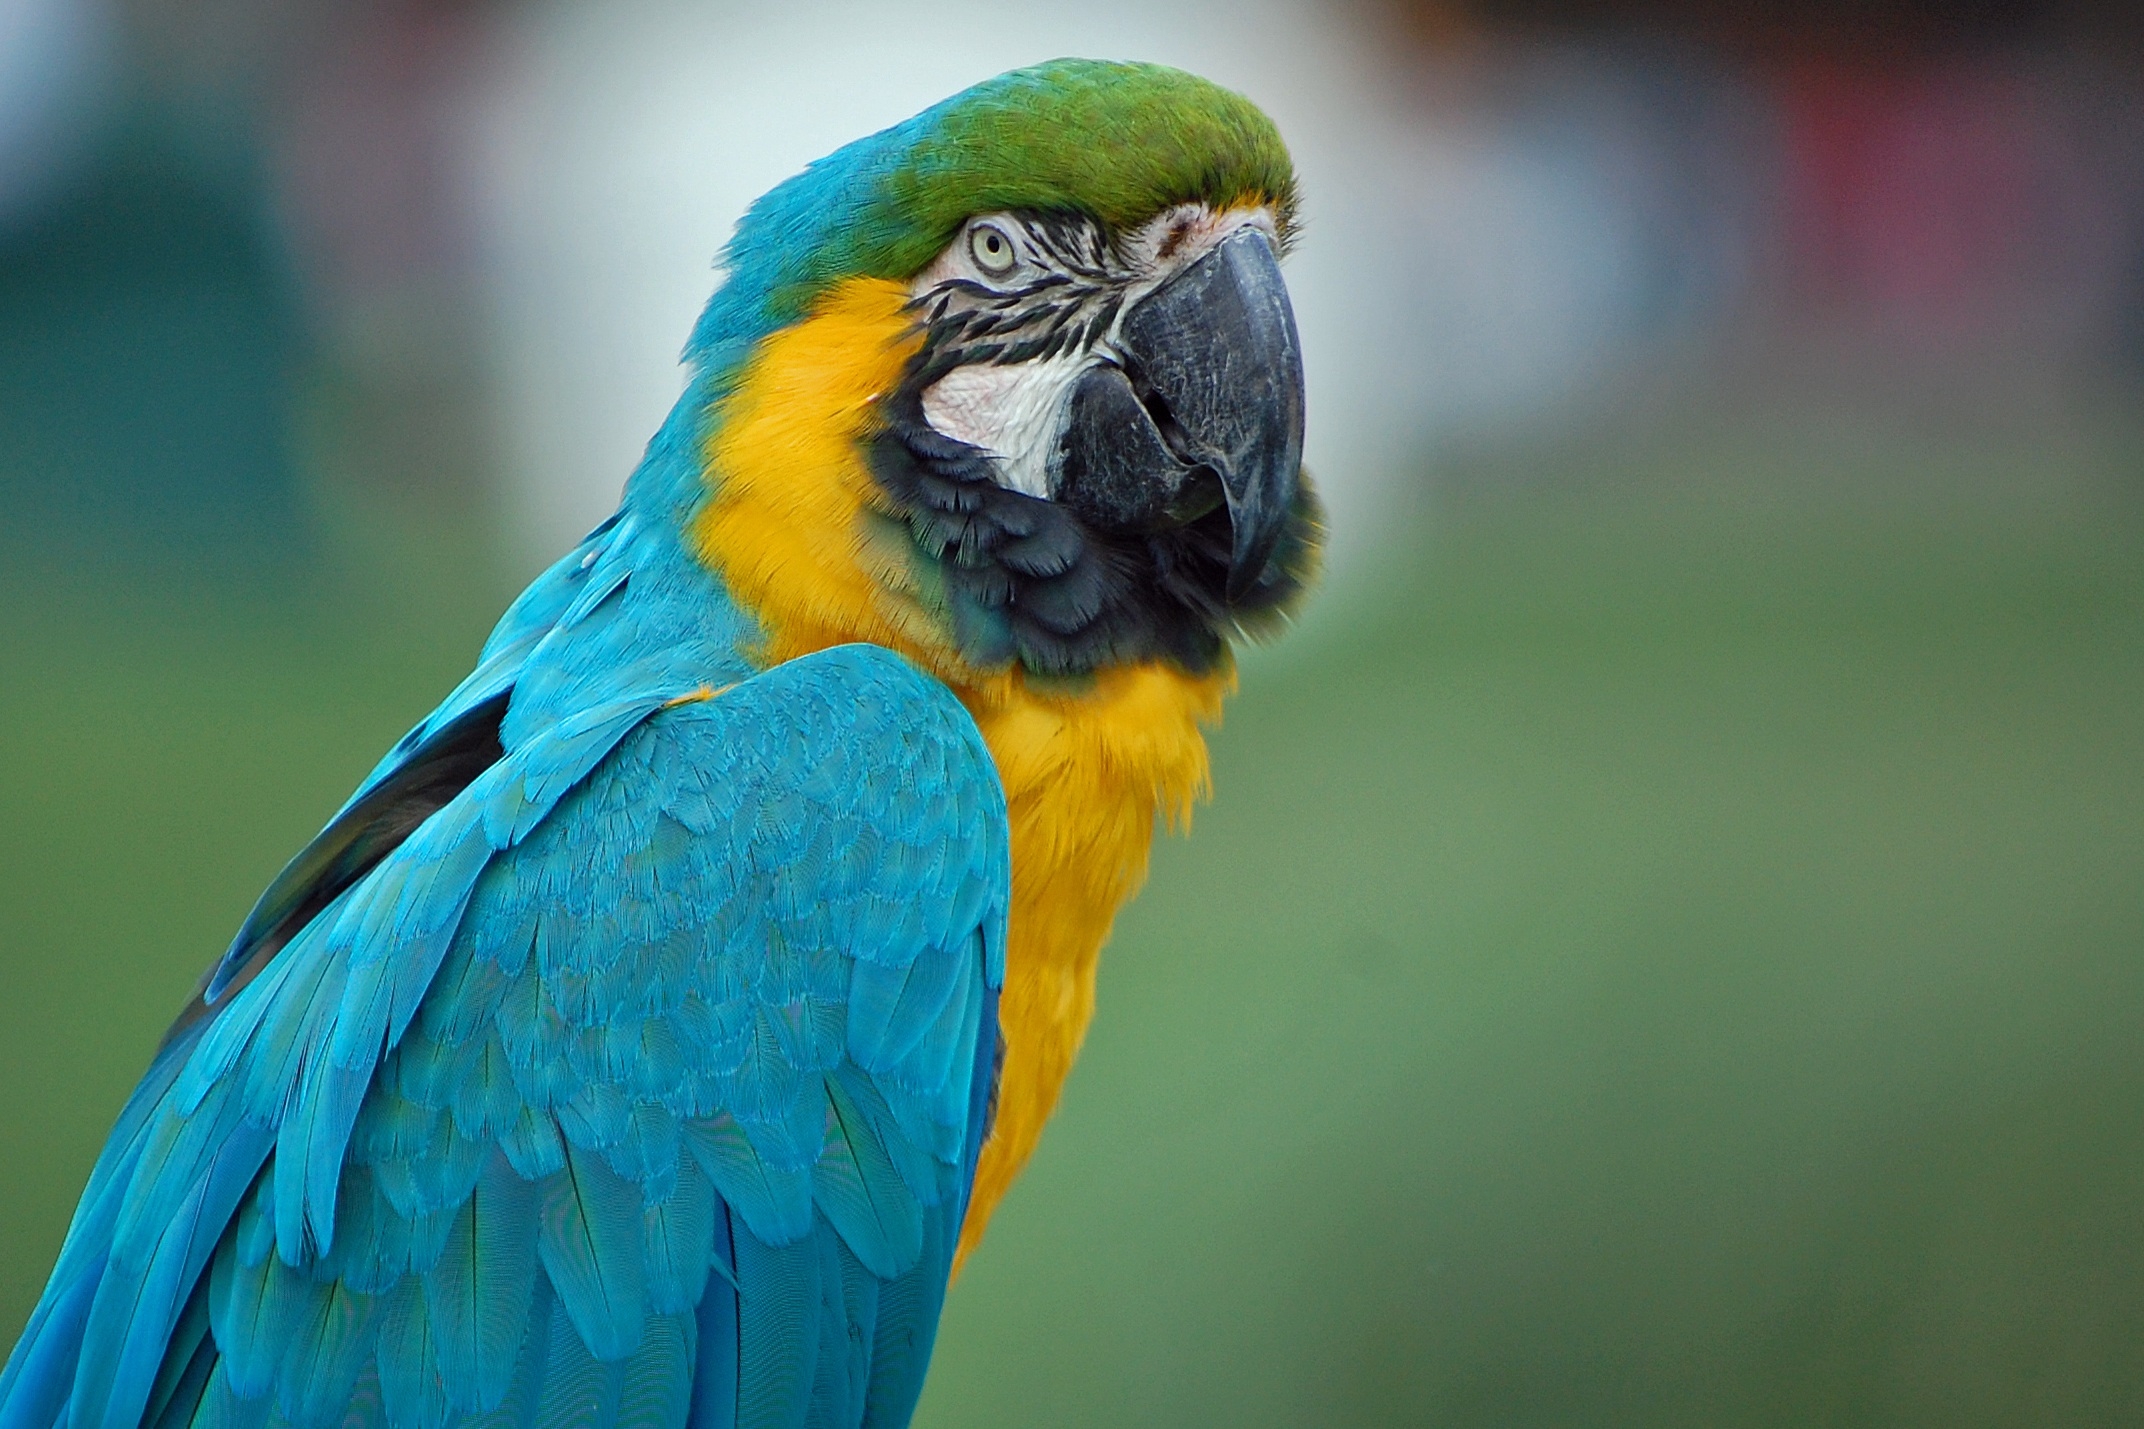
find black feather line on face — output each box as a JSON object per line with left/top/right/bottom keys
{"left": 866, "top": 340, "right": 1321, "bottom": 678}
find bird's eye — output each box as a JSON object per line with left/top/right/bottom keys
{"left": 967, "top": 222, "right": 1018, "bottom": 278}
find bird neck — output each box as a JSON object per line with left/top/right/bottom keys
{"left": 691, "top": 276, "right": 1232, "bottom": 1260}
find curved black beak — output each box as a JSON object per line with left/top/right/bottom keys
{"left": 1052, "top": 228, "right": 1305, "bottom": 601}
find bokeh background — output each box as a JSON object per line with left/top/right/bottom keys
{"left": 4, "top": 0, "right": 2144, "bottom": 1423}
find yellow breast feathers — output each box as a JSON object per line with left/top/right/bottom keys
{"left": 694, "top": 277, "right": 1231, "bottom": 1260}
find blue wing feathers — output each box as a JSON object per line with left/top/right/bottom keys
{"left": 422, "top": 1154, "right": 539, "bottom": 1415}
{"left": 3, "top": 642, "right": 1009, "bottom": 1429}
{"left": 275, "top": 1279, "right": 377, "bottom": 1429}
{"left": 802, "top": 1235, "right": 852, "bottom": 1429}
{"left": 684, "top": 1216, "right": 740, "bottom": 1429}
{"left": 144, "top": 1280, "right": 214, "bottom": 1429}
{"left": 536, "top": 1146, "right": 647, "bottom": 1363}
{"left": 145, "top": 1293, "right": 217, "bottom": 1429}
{"left": 640, "top": 1157, "right": 716, "bottom": 1317}
{"left": 457, "top": 1273, "right": 550, "bottom": 1429}
{"left": 609, "top": 1313, "right": 693, "bottom": 1429}
{"left": 679, "top": 1119, "right": 810, "bottom": 1249}
{"left": 193, "top": 1362, "right": 269, "bottom": 1429}
{"left": 374, "top": 1279, "right": 450, "bottom": 1429}
{"left": 812, "top": 1082, "right": 924, "bottom": 1282}
{"left": 529, "top": 1289, "right": 614, "bottom": 1429}
{"left": 0, "top": 1028, "right": 201, "bottom": 1429}
{"left": 729, "top": 1233, "right": 816, "bottom": 1429}
{"left": 340, "top": 1361, "right": 390, "bottom": 1429}
{"left": 852, "top": 1216, "right": 952, "bottom": 1429}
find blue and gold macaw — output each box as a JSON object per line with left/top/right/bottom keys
{"left": 0, "top": 58, "right": 1319, "bottom": 1429}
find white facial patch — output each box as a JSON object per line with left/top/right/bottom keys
{"left": 909, "top": 203, "right": 1280, "bottom": 498}
{"left": 919, "top": 352, "right": 1091, "bottom": 499}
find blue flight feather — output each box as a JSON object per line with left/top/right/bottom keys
{"left": 535, "top": 1144, "right": 646, "bottom": 1362}
{"left": 422, "top": 1153, "right": 540, "bottom": 1415}
{"left": 4, "top": 603, "right": 1009, "bottom": 1429}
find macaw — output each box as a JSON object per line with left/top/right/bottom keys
{"left": 0, "top": 58, "right": 1319, "bottom": 1429}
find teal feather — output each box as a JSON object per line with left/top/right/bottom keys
{"left": 681, "top": 1115, "right": 812, "bottom": 1247}
{"left": 333, "top": 1360, "right": 385, "bottom": 1429}
{"left": 600, "top": 1102, "right": 680, "bottom": 1196}
{"left": 324, "top": 1170, "right": 455, "bottom": 1293}
{"left": 495, "top": 977, "right": 574, "bottom": 1108}
{"left": 819, "top": 1240, "right": 880, "bottom": 1429}
{"left": 469, "top": 894, "right": 538, "bottom": 981}
{"left": 233, "top": 940, "right": 348, "bottom": 1128}
{"left": 77, "top": 1099, "right": 274, "bottom": 1429}
{"left": 688, "top": 1211, "right": 740, "bottom": 1429}
{"left": 553, "top": 559, "right": 631, "bottom": 634}
{"left": 611, "top": 1313, "right": 693, "bottom": 1429}
{"left": 206, "top": 1231, "right": 276, "bottom": 1399}
{"left": 141, "top": 1278, "right": 213, "bottom": 1429}
{"left": 536, "top": 1143, "right": 647, "bottom": 1361}
{"left": 373, "top": 1280, "right": 449, "bottom": 1429}
{"left": 191, "top": 1362, "right": 271, "bottom": 1429}
{"left": 0, "top": 1067, "right": 179, "bottom": 1429}
{"left": 555, "top": 1080, "right": 631, "bottom": 1152}
{"left": 639, "top": 1153, "right": 714, "bottom": 1316}
{"left": 497, "top": 1108, "right": 568, "bottom": 1181}
{"left": 825, "top": 1069, "right": 941, "bottom": 1211}
{"left": 856, "top": 1213, "right": 953, "bottom": 1427}
{"left": 391, "top": 1115, "right": 487, "bottom": 1220}
{"left": 395, "top": 1022, "right": 492, "bottom": 1115}
{"left": 450, "top": 1038, "right": 525, "bottom": 1141}
{"left": 180, "top": 955, "right": 292, "bottom": 1113}
{"left": 424, "top": 1153, "right": 540, "bottom": 1414}
{"left": 459, "top": 1273, "right": 552, "bottom": 1429}
{"left": 803, "top": 1232, "right": 852, "bottom": 1429}
{"left": 270, "top": 1277, "right": 375, "bottom": 1429}
{"left": 668, "top": 997, "right": 749, "bottom": 1082}
{"left": 233, "top": 1170, "right": 275, "bottom": 1272}
{"left": 146, "top": 1317, "right": 215, "bottom": 1429}
{"left": 813, "top": 1077, "right": 925, "bottom": 1280}
{"left": 608, "top": 1020, "right": 687, "bottom": 1104}
{"left": 734, "top": 1087, "right": 823, "bottom": 1185}
{"left": 0, "top": 1270, "right": 97, "bottom": 1429}
{"left": 277, "top": 1058, "right": 362, "bottom": 1263}
{"left": 726, "top": 1015, "right": 812, "bottom": 1146}
{"left": 531, "top": 1286, "right": 615, "bottom": 1429}
{"left": 345, "top": 1091, "right": 435, "bottom": 1187}
{"left": 732, "top": 1230, "right": 818, "bottom": 1429}
{"left": 312, "top": 1174, "right": 401, "bottom": 1296}
{"left": 426, "top": 947, "right": 512, "bottom": 1044}
{"left": 879, "top": 955, "right": 977, "bottom": 1101}
{"left": 844, "top": 948, "right": 962, "bottom": 1074}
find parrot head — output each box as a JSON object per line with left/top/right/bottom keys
{"left": 679, "top": 58, "right": 1321, "bottom": 679}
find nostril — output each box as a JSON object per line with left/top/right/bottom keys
{"left": 1120, "top": 360, "right": 1200, "bottom": 469}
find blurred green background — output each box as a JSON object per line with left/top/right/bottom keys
{"left": 7, "top": 392, "right": 2143, "bottom": 1425}
{"left": 4, "top": 0, "right": 2144, "bottom": 1424}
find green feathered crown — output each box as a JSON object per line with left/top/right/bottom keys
{"left": 687, "top": 59, "right": 1298, "bottom": 372}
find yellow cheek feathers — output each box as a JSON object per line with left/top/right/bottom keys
{"left": 694, "top": 276, "right": 1233, "bottom": 1266}
{"left": 693, "top": 279, "right": 951, "bottom": 674}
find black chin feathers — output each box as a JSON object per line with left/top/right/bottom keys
{"left": 866, "top": 383, "right": 1318, "bottom": 678}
